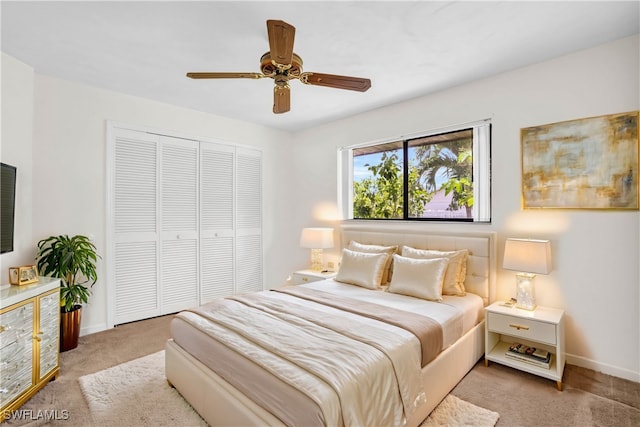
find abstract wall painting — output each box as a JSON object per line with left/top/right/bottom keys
{"left": 521, "top": 111, "right": 639, "bottom": 210}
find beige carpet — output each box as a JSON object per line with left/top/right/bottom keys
{"left": 79, "top": 350, "right": 499, "bottom": 427}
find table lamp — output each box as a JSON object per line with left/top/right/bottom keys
{"left": 503, "top": 238, "right": 552, "bottom": 310}
{"left": 299, "top": 227, "right": 334, "bottom": 271}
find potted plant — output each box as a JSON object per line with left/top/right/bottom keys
{"left": 36, "top": 235, "right": 100, "bottom": 352}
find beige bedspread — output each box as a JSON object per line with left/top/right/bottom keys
{"left": 175, "top": 286, "right": 446, "bottom": 426}
{"left": 274, "top": 286, "right": 443, "bottom": 366}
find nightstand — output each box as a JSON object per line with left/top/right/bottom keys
{"left": 485, "top": 302, "right": 565, "bottom": 390}
{"left": 291, "top": 269, "right": 337, "bottom": 285}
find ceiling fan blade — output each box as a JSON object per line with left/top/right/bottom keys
{"left": 273, "top": 85, "right": 290, "bottom": 114}
{"left": 300, "top": 72, "right": 371, "bottom": 92}
{"left": 267, "top": 20, "right": 295, "bottom": 66}
{"left": 186, "top": 72, "right": 263, "bottom": 79}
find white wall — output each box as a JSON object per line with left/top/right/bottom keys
{"left": 292, "top": 35, "right": 640, "bottom": 381}
{"left": 0, "top": 54, "right": 35, "bottom": 281}
{"left": 28, "top": 74, "right": 296, "bottom": 334}
{"left": 2, "top": 34, "right": 638, "bottom": 382}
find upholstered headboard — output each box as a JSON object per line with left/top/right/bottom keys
{"left": 341, "top": 223, "right": 497, "bottom": 306}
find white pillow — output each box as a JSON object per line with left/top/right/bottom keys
{"left": 347, "top": 241, "right": 398, "bottom": 284}
{"left": 335, "top": 248, "right": 389, "bottom": 289}
{"left": 401, "top": 246, "right": 468, "bottom": 296}
{"left": 387, "top": 255, "right": 449, "bottom": 301}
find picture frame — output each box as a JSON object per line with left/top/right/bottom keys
{"left": 9, "top": 265, "right": 39, "bottom": 286}
{"left": 521, "top": 111, "right": 639, "bottom": 209}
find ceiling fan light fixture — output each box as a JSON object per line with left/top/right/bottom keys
{"left": 186, "top": 20, "right": 371, "bottom": 113}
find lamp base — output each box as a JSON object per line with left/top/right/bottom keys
{"left": 310, "top": 249, "right": 323, "bottom": 272}
{"left": 515, "top": 272, "right": 537, "bottom": 310}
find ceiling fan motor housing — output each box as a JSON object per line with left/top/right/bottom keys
{"left": 260, "top": 52, "right": 303, "bottom": 80}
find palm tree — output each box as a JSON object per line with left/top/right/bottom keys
{"left": 414, "top": 138, "right": 474, "bottom": 217}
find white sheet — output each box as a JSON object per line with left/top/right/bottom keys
{"left": 301, "top": 279, "right": 484, "bottom": 349}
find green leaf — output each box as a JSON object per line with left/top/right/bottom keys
{"left": 35, "top": 234, "right": 101, "bottom": 310}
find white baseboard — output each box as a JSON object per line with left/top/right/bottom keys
{"left": 80, "top": 323, "right": 108, "bottom": 337}
{"left": 566, "top": 353, "right": 639, "bottom": 383}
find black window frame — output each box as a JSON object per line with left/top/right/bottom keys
{"left": 347, "top": 122, "right": 491, "bottom": 223}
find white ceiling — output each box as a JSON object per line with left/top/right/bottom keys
{"left": 2, "top": 1, "right": 639, "bottom": 132}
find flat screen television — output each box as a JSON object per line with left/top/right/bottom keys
{"left": 1, "top": 162, "right": 17, "bottom": 254}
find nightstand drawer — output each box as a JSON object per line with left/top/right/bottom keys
{"left": 487, "top": 312, "right": 556, "bottom": 345}
{"left": 291, "top": 270, "right": 337, "bottom": 285}
{"left": 292, "top": 274, "right": 314, "bottom": 285}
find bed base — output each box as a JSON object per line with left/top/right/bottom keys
{"left": 165, "top": 319, "right": 485, "bottom": 427}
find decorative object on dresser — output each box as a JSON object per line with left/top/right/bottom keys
{"left": 502, "top": 238, "right": 551, "bottom": 310}
{"left": 8, "top": 265, "right": 39, "bottom": 286}
{"left": 35, "top": 235, "right": 100, "bottom": 352}
{"left": 484, "top": 301, "right": 565, "bottom": 390}
{"left": 521, "top": 111, "right": 639, "bottom": 210}
{"left": 0, "top": 278, "right": 61, "bottom": 416}
{"left": 291, "top": 269, "right": 337, "bottom": 285}
{"left": 299, "top": 227, "right": 334, "bottom": 271}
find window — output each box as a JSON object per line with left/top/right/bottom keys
{"left": 339, "top": 121, "right": 491, "bottom": 222}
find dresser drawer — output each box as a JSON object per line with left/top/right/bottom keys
{"left": 0, "top": 367, "right": 32, "bottom": 407}
{"left": 487, "top": 312, "right": 557, "bottom": 345}
{"left": 0, "top": 304, "right": 33, "bottom": 349}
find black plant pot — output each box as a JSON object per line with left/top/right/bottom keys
{"left": 60, "top": 305, "right": 82, "bottom": 352}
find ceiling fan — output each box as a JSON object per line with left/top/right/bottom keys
{"left": 186, "top": 20, "right": 372, "bottom": 114}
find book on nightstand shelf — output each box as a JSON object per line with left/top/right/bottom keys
{"left": 505, "top": 342, "right": 552, "bottom": 369}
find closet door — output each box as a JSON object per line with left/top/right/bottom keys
{"left": 236, "top": 147, "right": 263, "bottom": 293}
{"left": 112, "top": 129, "right": 160, "bottom": 325}
{"left": 109, "top": 124, "right": 264, "bottom": 326}
{"left": 200, "top": 142, "right": 235, "bottom": 304}
{"left": 159, "top": 136, "right": 199, "bottom": 314}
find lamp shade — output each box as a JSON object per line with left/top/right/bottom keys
{"left": 503, "top": 238, "right": 552, "bottom": 274}
{"left": 299, "top": 228, "right": 334, "bottom": 249}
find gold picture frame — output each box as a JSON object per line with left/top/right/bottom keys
{"left": 9, "top": 265, "right": 39, "bottom": 286}
{"left": 521, "top": 111, "right": 639, "bottom": 209}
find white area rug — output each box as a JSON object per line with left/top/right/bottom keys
{"left": 421, "top": 394, "right": 499, "bottom": 427}
{"left": 79, "top": 351, "right": 206, "bottom": 426}
{"left": 80, "top": 350, "right": 499, "bottom": 427}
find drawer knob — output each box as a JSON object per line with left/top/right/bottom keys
{"left": 509, "top": 323, "right": 530, "bottom": 331}
{"left": 302, "top": 277, "right": 308, "bottom": 282}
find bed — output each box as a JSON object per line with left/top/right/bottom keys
{"left": 165, "top": 224, "right": 496, "bottom": 426}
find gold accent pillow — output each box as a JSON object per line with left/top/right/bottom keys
{"left": 335, "top": 248, "right": 389, "bottom": 290}
{"left": 347, "top": 241, "right": 398, "bottom": 284}
{"left": 388, "top": 255, "right": 450, "bottom": 301}
{"left": 401, "top": 246, "right": 468, "bottom": 296}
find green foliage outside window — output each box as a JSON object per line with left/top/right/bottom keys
{"left": 353, "top": 132, "right": 473, "bottom": 220}
{"left": 353, "top": 151, "right": 431, "bottom": 219}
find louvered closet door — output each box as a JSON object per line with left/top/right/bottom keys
{"left": 113, "top": 129, "right": 160, "bottom": 324}
{"left": 200, "top": 142, "right": 235, "bottom": 304}
{"left": 236, "top": 147, "right": 263, "bottom": 293}
{"left": 110, "top": 124, "right": 264, "bottom": 325}
{"left": 159, "top": 136, "right": 199, "bottom": 314}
